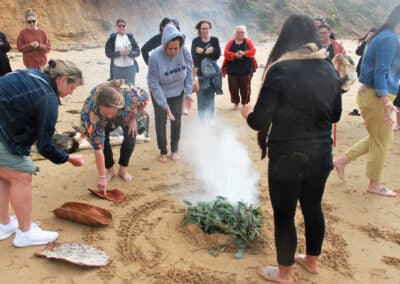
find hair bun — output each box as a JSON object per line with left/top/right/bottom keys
{"left": 48, "top": 60, "right": 57, "bottom": 68}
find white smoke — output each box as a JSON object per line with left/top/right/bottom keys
{"left": 181, "top": 119, "right": 260, "bottom": 206}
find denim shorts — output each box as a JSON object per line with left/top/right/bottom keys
{"left": 0, "top": 140, "right": 38, "bottom": 174}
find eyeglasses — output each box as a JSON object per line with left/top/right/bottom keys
{"left": 27, "top": 19, "right": 36, "bottom": 24}
{"left": 117, "top": 24, "right": 126, "bottom": 28}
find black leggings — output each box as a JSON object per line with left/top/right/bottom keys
{"left": 151, "top": 93, "right": 183, "bottom": 155}
{"left": 268, "top": 146, "right": 332, "bottom": 266}
{"left": 103, "top": 123, "right": 136, "bottom": 169}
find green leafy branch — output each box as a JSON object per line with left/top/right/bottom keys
{"left": 182, "top": 196, "right": 262, "bottom": 258}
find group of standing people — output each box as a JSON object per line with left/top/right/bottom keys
{"left": 1, "top": 6, "right": 399, "bottom": 284}
{"left": 112, "top": 17, "right": 258, "bottom": 162}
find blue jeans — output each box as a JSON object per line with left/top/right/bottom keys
{"left": 112, "top": 64, "right": 136, "bottom": 84}
{"left": 197, "top": 85, "right": 215, "bottom": 122}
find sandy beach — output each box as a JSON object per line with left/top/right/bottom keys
{"left": 0, "top": 39, "right": 399, "bottom": 284}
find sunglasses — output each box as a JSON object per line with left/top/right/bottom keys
{"left": 117, "top": 24, "right": 126, "bottom": 28}
{"left": 27, "top": 19, "right": 36, "bottom": 24}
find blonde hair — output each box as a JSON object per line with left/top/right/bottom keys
{"left": 24, "top": 9, "right": 37, "bottom": 19}
{"left": 43, "top": 59, "right": 83, "bottom": 85}
{"left": 93, "top": 80, "right": 125, "bottom": 109}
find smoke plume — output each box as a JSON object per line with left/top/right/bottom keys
{"left": 181, "top": 119, "right": 260, "bottom": 206}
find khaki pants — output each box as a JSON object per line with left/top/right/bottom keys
{"left": 345, "top": 85, "right": 395, "bottom": 181}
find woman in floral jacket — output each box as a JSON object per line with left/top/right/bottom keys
{"left": 79, "top": 80, "right": 148, "bottom": 192}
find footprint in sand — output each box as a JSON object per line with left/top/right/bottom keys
{"left": 40, "top": 275, "right": 58, "bottom": 284}
{"left": 368, "top": 268, "right": 386, "bottom": 280}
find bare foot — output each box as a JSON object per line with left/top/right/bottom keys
{"left": 106, "top": 168, "right": 114, "bottom": 182}
{"left": 233, "top": 104, "right": 238, "bottom": 110}
{"left": 333, "top": 156, "right": 350, "bottom": 181}
{"left": 256, "top": 266, "right": 294, "bottom": 284}
{"left": 295, "top": 254, "right": 319, "bottom": 274}
{"left": 118, "top": 167, "right": 133, "bottom": 182}
{"left": 171, "top": 152, "right": 179, "bottom": 161}
{"left": 118, "top": 172, "right": 133, "bottom": 181}
{"left": 159, "top": 154, "right": 168, "bottom": 163}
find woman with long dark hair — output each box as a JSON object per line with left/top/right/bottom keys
{"left": 242, "top": 15, "right": 342, "bottom": 283}
{"left": 334, "top": 5, "right": 400, "bottom": 197}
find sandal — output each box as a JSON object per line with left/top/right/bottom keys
{"left": 159, "top": 154, "right": 168, "bottom": 163}
{"left": 367, "top": 187, "right": 397, "bottom": 197}
{"left": 348, "top": 109, "right": 361, "bottom": 116}
{"left": 256, "top": 266, "right": 293, "bottom": 284}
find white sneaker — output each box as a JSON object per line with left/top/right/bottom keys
{"left": 0, "top": 216, "right": 19, "bottom": 240}
{"left": 136, "top": 133, "right": 151, "bottom": 143}
{"left": 13, "top": 223, "right": 58, "bottom": 247}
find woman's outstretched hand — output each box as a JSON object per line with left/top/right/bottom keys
{"left": 166, "top": 108, "right": 175, "bottom": 121}
{"left": 68, "top": 154, "right": 84, "bottom": 167}
{"left": 383, "top": 101, "right": 399, "bottom": 127}
{"left": 241, "top": 104, "right": 253, "bottom": 119}
{"left": 185, "top": 97, "right": 192, "bottom": 111}
{"left": 128, "top": 118, "right": 138, "bottom": 138}
{"left": 96, "top": 176, "right": 107, "bottom": 195}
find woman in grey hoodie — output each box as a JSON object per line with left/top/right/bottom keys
{"left": 147, "top": 24, "right": 193, "bottom": 163}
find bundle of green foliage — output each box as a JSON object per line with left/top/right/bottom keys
{"left": 182, "top": 196, "right": 262, "bottom": 258}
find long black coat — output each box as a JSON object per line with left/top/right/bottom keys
{"left": 0, "top": 32, "right": 12, "bottom": 76}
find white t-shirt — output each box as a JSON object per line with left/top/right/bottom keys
{"left": 113, "top": 34, "right": 134, "bottom": 67}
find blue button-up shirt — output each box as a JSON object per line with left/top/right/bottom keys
{"left": 359, "top": 29, "right": 400, "bottom": 97}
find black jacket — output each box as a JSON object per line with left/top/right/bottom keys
{"left": 247, "top": 59, "right": 342, "bottom": 152}
{"left": 105, "top": 32, "right": 140, "bottom": 76}
{"left": 355, "top": 41, "right": 367, "bottom": 77}
{"left": 0, "top": 32, "right": 12, "bottom": 76}
{"left": 191, "top": 36, "right": 221, "bottom": 76}
{"left": 141, "top": 33, "right": 161, "bottom": 65}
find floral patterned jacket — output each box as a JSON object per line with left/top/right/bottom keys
{"left": 79, "top": 80, "right": 148, "bottom": 150}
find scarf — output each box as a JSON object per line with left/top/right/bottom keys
{"left": 258, "top": 43, "right": 328, "bottom": 159}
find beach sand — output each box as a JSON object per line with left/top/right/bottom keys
{"left": 1, "top": 40, "right": 399, "bottom": 283}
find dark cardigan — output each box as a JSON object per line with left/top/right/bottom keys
{"left": 247, "top": 59, "right": 342, "bottom": 152}
{"left": 105, "top": 32, "right": 140, "bottom": 78}
{"left": 0, "top": 32, "right": 12, "bottom": 76}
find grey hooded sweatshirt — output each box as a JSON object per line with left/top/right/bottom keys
{"left": 147, "top": 24, "right": 193, "bottom": 110}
